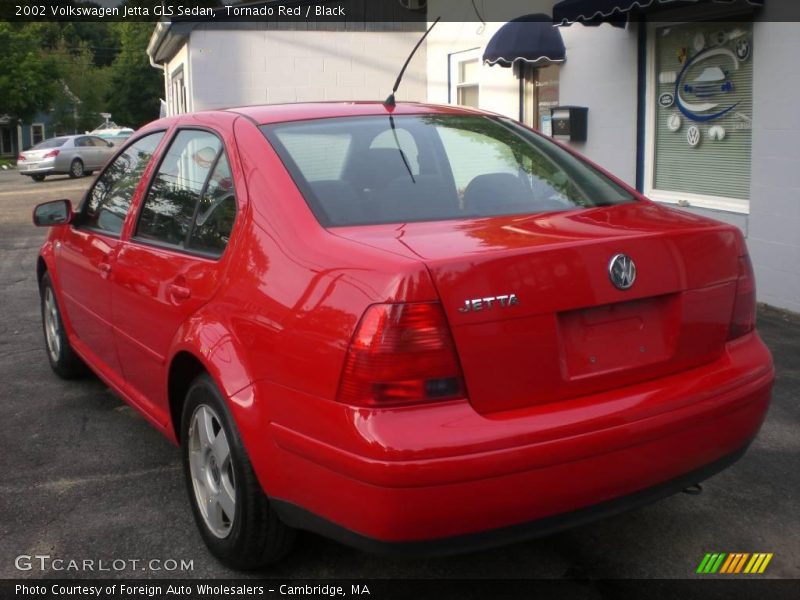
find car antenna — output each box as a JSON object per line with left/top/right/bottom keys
{"left": 385, "top": 17, "right": 441, "bottom": 108}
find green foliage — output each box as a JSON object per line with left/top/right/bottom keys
{"left": 1, "top": 16, "right": 163, "bottom": 130}
{"left": 105, "top": 22, "right": 163, "bottom": 128}
{"left": 0, "top": 23, "right": 58, "bottom": 123}
{"left": 49, "top": 39, "right": 112, "bottom": 133}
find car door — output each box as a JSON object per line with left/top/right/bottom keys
{"left": 90, "top": 136, "right": 115, "bottom": 169}
{"left": 55, "top": 132, "right": 166, "bottom": 380}
{"left": 111, "top": 128, "right": 239, "bottom": 422}
{"left": 72, "top": 136, "right": 94, "bottom": 170}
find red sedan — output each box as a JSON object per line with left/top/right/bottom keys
{"left": 33, "top": 102, "right": 774, "bottom": 568}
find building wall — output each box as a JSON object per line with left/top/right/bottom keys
{"left": 558, "top": 24, "right": 639, "bottom": 185}
{"left": 747, "top": 21, "right": 800, "bottom": 313}
{"left": 179, "top": 25, "right": 427, "bottom": 111}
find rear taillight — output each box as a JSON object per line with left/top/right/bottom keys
{"left": 17, "top": 154, "right": 25, "bottom": 161}
{"left": 44, "top": 150, "right": 60, "bottom": 158}
{"left": 337, "top": 302, "right": 466, "bottom": 407}
{"left": 728, "top": 254, "right": 756, "bottom": 340}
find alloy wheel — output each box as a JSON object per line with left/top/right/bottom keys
{"left": 44, "top": 287, "right": 61, "bottom": 363}
{"left": 188, "top": 404, "right": 236, "bottom": 538}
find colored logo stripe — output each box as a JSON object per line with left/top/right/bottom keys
{"left": 698, "top": 553, "right": 773, "bottom": 574}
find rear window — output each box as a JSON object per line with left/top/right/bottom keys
{"left": 262, "top": 115, "right": 634, "bottom": 227}
{"left": 32, "top": 137, "right": 68, "bottom": 150}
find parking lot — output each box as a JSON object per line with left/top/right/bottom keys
{"left": 0, "top": 169, "right": 798, "bottom": 580}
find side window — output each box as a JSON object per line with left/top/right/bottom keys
{"left": 75, "top": 137, "right": 90, "bottom": 147}
{"left": 136, "top": 129, "right": 235, "bottom": 257}
{"left": 82, "top": 132, "right": 164, "bottom": 235}
{"left": 91, "top": 136, "right": 109, "bottom": 147}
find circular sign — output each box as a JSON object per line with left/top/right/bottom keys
{"left": 667, "top": 113, "right": 682, "bottom": 132}
{"left": 659, "top": 92, "right": 675, "bottom": 108}
{"left": 735, "top": 38, "right": 751, "bottom": 61}
{"left": 687, "top": 125, "right": 702, "bottom": 147}
{"left": 709, "top": 125, "right": 726, "bottom": 141}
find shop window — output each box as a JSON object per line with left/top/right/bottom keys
{"left": 646, "top": 22, "right": 754, "bottom": 213}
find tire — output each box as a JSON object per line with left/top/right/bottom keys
{"left": 68, "top": 159, "right": 84, "bottom": 178}
{"left": 31, "top": 174, "right": 46, "bottom": 182}
{"left": 40, "top": 272, "right": 88, "bottom": 379}
{"left": 181, "top": 374, "right": 295, "bottom": 569}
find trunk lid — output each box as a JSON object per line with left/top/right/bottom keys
{"left": 333, "top": 202, "right": 742, "bottom": 414}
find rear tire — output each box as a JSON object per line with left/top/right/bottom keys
{"left": 181, "top": 374, "right": 295, "bottom": 569}
{"left": 68, "top": 159, "right": 84, "bottom": 178}
{"left": 40, "top": 272, "right": 88, "bottom": 379}
{"left": 31, "top": 174, "right": 46, "bottom": 182}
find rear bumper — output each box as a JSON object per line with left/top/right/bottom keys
{"left": 19, "top": 166, "right": 55, "bottom": 175}
{"left": 271, "top": 443, "right": 750, "bottom": 557}
{"left": 241, "top": 332, "right": 773, "bottom": 546}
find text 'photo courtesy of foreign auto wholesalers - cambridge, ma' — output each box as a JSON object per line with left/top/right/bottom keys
{"left": 0, "top": 1, "right": 799, "bottom": 599}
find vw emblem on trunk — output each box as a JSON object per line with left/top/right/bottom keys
{"left": 609, "top": 254, "right": 636, "bottom": 290}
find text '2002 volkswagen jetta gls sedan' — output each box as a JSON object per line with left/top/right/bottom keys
{"left": 33, "top": 102, "right": 774, "bottom": 568}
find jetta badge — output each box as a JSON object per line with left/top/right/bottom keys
{"left": 458, "top": 294, "right": 519, "bottom": 313}
{"left": 609, "top": 254, "right": 636, "bottom": 290}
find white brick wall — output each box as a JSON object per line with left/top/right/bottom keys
{"left": 184, "top": 27, "right": 427, "bottom": 111}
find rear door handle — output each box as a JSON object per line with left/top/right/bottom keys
{"left": 168, "top": 283, "right": 191, "bottom": 300}
{"left": 99, "top": 262, "right": 112, "bottom": 278}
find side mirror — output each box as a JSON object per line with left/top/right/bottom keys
{"left": 107, "top": 141, "right": 114, "bottom": 148}
{"left": 33, "top": 199, "right": 74, "bottom": 227}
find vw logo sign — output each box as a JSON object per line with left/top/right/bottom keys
{"left": 687, "top": 125, "right": 702, "bottom": 148}
{"left": 609, "top": 254, "right": 636, "bottom": 290}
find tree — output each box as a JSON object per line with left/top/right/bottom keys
{"left": 105, "top": 22, "right": 163, "bottom": 128}
{"left": 49, "top": 38, "right": 112, "bottom": 133}
{"left": 0, "top": 23, "right": 58, "bottom": 123}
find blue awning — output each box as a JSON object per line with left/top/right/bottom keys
{"left": 553, "top": 0, "right": 764, "bottom": 27}
{"left": 483, "top": 14, "right": 566, "bottom": 67}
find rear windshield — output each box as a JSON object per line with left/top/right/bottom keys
{"left": 262, "top": 115, "right": 634, "bottom": 227}
{"left": 32, "top": 137, "right": 68, "bottom": 150}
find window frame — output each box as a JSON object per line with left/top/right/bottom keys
{"left": 75, "top": 129, "right": 168, "bottom": 239}
{"left": 643, "top": 20, "right": 751, "bottom": 214}
{"left": 130, "top": 126, "right": 238, "bottom": 261}
{"left": 30, "top": 123, "right": 45, "bottom": 146}
{"left": 448, "top": 48, "right": 482, "bottom": 109}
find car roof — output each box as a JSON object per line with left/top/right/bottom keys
{"left": 141, "top": 102, "right": 493, "bottom": 132}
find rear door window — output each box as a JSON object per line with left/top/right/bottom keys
{"left": 135, "top": 129, "right": 236, "bottom": 257}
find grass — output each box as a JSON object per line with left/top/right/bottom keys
{"left": 0, "top": 157, "right": 16, "bottom": 170}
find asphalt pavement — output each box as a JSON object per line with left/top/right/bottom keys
{"left": 0, "top": 169, "right": 798, "bottom": 580}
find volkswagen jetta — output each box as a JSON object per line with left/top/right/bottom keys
{"left": 32, "top": 102, "right": 774, "bottom": 568}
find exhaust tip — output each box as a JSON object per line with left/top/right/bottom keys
{"left": 682, "top": 483, "right": 703, "bottom": 495}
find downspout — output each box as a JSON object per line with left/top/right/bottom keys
{"left": 147, "top": 22, "right": 168, "bottom": 116}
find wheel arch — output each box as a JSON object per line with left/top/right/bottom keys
{"left": 36, "top": 255, "right": 48, "bottom": 291}
{"left": 167, "top": 317, "right": 255, "bottom": 444}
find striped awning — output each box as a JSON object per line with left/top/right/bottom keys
{"left": 483, "top": 14, "right": 566, "bottom": 67}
